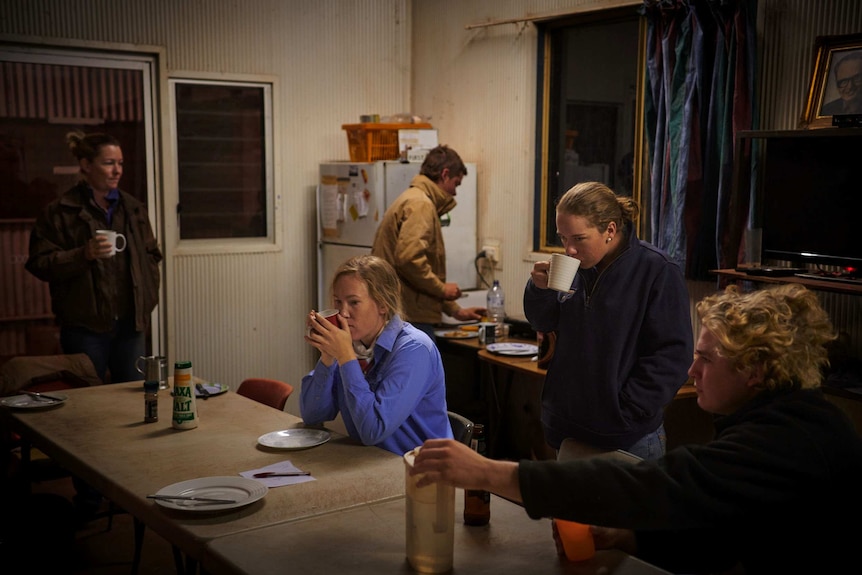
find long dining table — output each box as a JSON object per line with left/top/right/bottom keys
{"left": 1, "top": 380, "right": 671, "bottom": 575}
{"left": 0, "top": 381, "right": 404, "bottom": 569}
{"left": 201, "top": 489, "right": 670, "bottom": 575}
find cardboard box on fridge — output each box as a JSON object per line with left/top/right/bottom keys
{"left": 398, "top": 129, "right": 438, "bottom": 161}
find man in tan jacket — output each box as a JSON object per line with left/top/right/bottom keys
{"left": 372, "top": 145, "right": 484, "bottom": 340}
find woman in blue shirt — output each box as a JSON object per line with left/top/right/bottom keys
{"left": 300, "top": 255, "right": 452, "bottom": 455}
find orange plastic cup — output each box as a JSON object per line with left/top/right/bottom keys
{"left": 554, "top": 518, "right": 596, "bottom": 562}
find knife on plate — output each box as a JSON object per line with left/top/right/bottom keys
{"left": 147, "top": 494, "right": 236, "bottom": 503}
{"left": 195, "top": 383, "right": 211, "bottom": 399}
{"left": 25, "top": 391, "right": 64, "bottom": 402}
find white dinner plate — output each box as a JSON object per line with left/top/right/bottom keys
{"left": 195, "top": 382, "right": 229, "bottom": 398}
{"left": 151, "top": 476, "right": 267, "bottom": 511}
{"left": 485, "top": 343, "right": 539, "bottom": 356}
{"left": 257, "top": 428, "right": 332, "bottom": 450}
{"left": 0, "top": 393, "right": 68, "bottom": 410}
{"left": 434, "top": 329, "right": 479, "bottom": 339}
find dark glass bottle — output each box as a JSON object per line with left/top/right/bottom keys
{"left": 144, "top": 380, "right": 159, "bottom": 423}
{"left": 463, "top": 424, "right": 491, "bottom": 526}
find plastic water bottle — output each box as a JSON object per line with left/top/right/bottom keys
{"left": 486, "top": 280, "right": 505, "bottom": 325}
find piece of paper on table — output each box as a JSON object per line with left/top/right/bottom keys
{"left": 241, "top": 460, "right": 315, "bottom": 488}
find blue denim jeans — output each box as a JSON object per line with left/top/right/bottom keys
{"left": 60, "top": 316, "right": 145, "bottom": 383}
{"left": 623, "top": 423, "right": 667, "bottom": 461}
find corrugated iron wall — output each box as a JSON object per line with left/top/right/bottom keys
{"left": 0, "top": 222, "right": 54, "bottom": 356}
{"left": 172, "top": 253, "right": 292, "bottom": 385}
{"left": 0, "top": 62, "right": 143, "bottom": 121}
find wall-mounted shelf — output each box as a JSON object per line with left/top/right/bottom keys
{"left": 711, "top": 269, "right": 862, "bottom": 296}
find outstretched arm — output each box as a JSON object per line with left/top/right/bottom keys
{"left": 410, "top": 438, "right": 522, "bottom": 503}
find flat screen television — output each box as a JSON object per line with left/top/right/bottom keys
{"left": 742, "top": 130, "right": 862, "bottom": 272}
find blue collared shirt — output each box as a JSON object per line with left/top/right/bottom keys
{"left": 300, "top": 315, "right": 453, "bottom": 455}
{"left": 89, "top": 186, "right": 121, "bottom": 225}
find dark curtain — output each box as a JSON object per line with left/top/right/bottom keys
{"left": 642, "top": 0, "right": 757, "bottom": 280}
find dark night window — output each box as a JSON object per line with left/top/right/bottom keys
{"left": 171, "top": 80, "right": 273, "bottom": 240}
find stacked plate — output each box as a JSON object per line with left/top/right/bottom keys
{"left": 485, "top": 343, "right": 539, "bottom": 356}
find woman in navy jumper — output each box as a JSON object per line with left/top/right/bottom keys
{"left": 524, "top": 182, "right": 692, "bottom": 459}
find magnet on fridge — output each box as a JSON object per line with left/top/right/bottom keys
{"left": 336, "top": 193, "right": 346, "bottom": 222}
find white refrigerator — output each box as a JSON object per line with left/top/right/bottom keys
{"left": 317, "top": 160, "right": 478, "bottom": 311}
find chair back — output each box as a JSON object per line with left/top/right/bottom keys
{"left": 447, "top": 411, "right": 474, "bottom": 446}
{"left": 236, "top": 378, "right": 294, "bottom": 411}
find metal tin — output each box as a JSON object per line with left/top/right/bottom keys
{"left": 479, "top": 323, "right": 496, "bottom": 345}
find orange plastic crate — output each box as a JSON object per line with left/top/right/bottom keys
{"left": 342, "top": 122, "right": 433, "bottom": 162}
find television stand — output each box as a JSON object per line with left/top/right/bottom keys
{"left": 711, "top": 269, "right": 862, "bottom": 296}
{"left": 795, "top": 273, "right": 862, "bottom": 286}
{"left": 736, "top": 266, "right": 806, "bottom": 277}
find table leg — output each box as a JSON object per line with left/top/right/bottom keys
{"left": 20, "top": 438, "right": 32, "bottom": 494}
{"left": 485, "top": 362, "right": 513, "bottom": 460}
{"left": 172, "top": 545, "right": 199, "bottom": 575}
{"left": 132, "top": 517, "right": 145, "bottom": 574}
{"left": 172, "top": 545, "right": 186, "bottom": 574}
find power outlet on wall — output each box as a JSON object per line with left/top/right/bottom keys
{"left": 481, "top": 239, "right": 502, "bottom": 271}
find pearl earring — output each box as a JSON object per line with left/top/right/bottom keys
{"left": 606, "top": 237, "right": 612, "bottom": 243}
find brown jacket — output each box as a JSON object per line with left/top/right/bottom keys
{"left": 25, "top": 182, "right": 162, "bottom": 333}
{"left": 372, "top": 174, "right": 460, "bottom": 324}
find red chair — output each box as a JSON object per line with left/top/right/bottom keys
{"left": 236, "top": 378, "right": 294, "bottom": 411}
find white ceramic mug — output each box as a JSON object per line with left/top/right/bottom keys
{"left": 548, "top": 254, "right": 581, "bottom": 293}
{"left": 95, "top": 229, "right": 127, "bottom": 256}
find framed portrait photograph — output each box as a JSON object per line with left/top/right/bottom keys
{"left": 802, "top": 33, "right": 862, "bottom": 129}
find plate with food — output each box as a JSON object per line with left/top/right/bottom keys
{"left": 434, "top": 329, "right": 479, "bottom": 339}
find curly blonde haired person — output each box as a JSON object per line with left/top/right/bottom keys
{"left": 696, "top": 283, "right": 836, "bottom": 393}
{"left": 413, "top": 282, "right": 862, "bottom": 574}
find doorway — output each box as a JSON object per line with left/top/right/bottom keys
{"left": 0, "top": 46, "right": 161, "bottom": 363}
